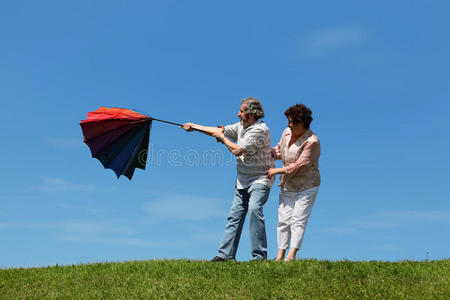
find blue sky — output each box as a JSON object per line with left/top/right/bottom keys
{"left": 1, "top": 0, "right": 449, "bottom": 268}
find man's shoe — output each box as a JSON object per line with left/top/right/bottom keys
{"left": 210, "top": 256, "right": 226, "bottom": 262}
{"left": 250, "top": 257, "right": 266, "bottom": 262}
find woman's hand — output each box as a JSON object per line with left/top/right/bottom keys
{"left": 267, "top": 168, "right": 285, "bottom": 179}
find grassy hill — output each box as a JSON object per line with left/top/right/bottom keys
{"left": 1, "top": 259, "right": 448, "bottom": 299}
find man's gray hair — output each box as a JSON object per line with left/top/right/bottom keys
{"left": 241, "top": 97, "right": 265, "bottom": 120}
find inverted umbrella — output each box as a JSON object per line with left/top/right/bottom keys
{"left": 80, "top": 107, "right": 191, "bottom": 180}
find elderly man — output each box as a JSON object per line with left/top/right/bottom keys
{"left": 182, "top": 97, "right": 274, "bottom": 261}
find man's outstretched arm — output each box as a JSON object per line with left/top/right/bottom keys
{"left": 182, "top": 122, "right": 245, "bottom": 156}
{"left": 181, "top": 122, "right": 223, "bottom": 136}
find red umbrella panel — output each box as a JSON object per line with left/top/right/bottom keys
{"left": 80, "top": 107, "right": 152, "bottom": 180}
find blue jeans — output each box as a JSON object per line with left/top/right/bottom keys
{"left": 217, "top": 183, "right": 271, "bottom": 260}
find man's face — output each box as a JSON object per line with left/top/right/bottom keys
{"left": 238, "top": 103, "right": 249, "bottom": 124}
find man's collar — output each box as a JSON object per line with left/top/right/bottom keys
{"left": 243, "top": 119, "right": 263, "bottom": 130}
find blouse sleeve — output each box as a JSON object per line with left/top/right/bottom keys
{"left": 285, "top": 140, "right": 320, "bottom": 175}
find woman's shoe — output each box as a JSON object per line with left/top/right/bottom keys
{"left": 273, "top": 258, "right": 283, "bottom": 262}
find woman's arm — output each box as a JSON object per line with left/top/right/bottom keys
{"left": 266, "top": 167, "right": 287, "bottom": 179}
{"left": 266, "top": 129, "right": 287, "bottom": 178}
{"left": 271, "top": 143, "right": 282, "bottom": 160}
{"left": 267, "top": 139, "right": 319, "bottom": 179}
{"left": 271, "top": 128, "right": 287, "bottom": 160}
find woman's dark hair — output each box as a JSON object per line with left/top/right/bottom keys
{"left": 284, "top": 104, "right": 313, "bottom": 129}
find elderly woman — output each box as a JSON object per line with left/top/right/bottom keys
{"left": 267, "top": 104, "right": 320, "bottom": 261}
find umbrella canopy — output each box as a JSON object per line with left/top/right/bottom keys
{"left": 80, "top": 107, "right": 152, "bottom": 180}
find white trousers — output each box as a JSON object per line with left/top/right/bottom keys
{"left": 277, "top": 186, "right": 319, "bottom": 250}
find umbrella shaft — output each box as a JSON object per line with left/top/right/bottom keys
{"left": 151, "top": 117, "right": 208, "bottom": 133}
{"left": 151, "top": 118, "right": 183, "bottom": 127}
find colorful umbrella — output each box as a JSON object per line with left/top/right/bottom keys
{"left": 80, "top": 107, "right": 186, "bottom": 180}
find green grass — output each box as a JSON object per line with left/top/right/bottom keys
{"left": 1, "top": 259, "right": 448, "bottom": 299}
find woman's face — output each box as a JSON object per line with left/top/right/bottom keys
{"left": 288, "top": 117, "right": 305, "bottom": 136}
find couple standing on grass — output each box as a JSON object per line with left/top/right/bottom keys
{"left": 182, "top": 97, "right": 320, "bottom": 262}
